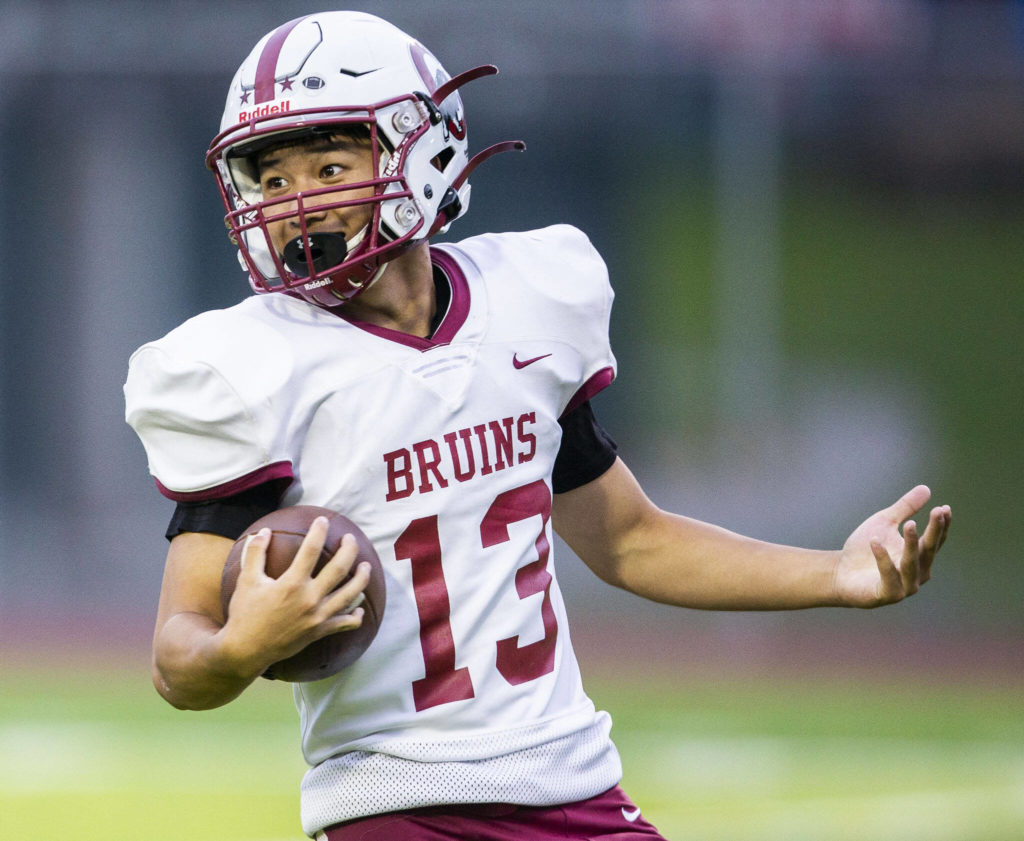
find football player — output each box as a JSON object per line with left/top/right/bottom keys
{"left": 123, "top": 11, "right": 951, "bottom": 841}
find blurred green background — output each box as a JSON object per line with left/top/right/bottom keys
{"left": 2, "top": 656, "right": 1022, "bottom": 840}
{"left": 1, "top": 1, "right": 1021, "bottom": 839}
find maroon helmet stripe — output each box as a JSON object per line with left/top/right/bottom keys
{"left": 254, "top": 16, "right": 307, "bottom": 104}
{"left": 409, "top": 42, "right": 439, "bottom": 94}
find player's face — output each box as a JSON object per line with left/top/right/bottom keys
{"left": 257, "top": 135, "right": 377, "bottom": 257}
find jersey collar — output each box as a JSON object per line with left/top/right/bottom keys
{"left": 331, "top": 246, "right": 470, "bottom": 351}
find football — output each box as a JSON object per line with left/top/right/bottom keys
{"left": 220, "top": 505, "right": 386, "bottom": 682}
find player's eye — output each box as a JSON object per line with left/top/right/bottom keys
{"left": 262, "top": 175, "right": 288, "bottom": 192}
{"left": 320, "top": 163, "right": 345, "bottom": 179}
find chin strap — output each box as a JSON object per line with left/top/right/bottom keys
{"left": 453, "top": 141, "right": 526, "bottom": 192}
{"left": 422, "top": 63, "right": 528, "bottom": 237}
{"left": 432, "top": 64, "right": 498, "bottom": 107}
{"left": 432, "top": 64, "right": 529, "bottom": 188}
{"left": 427, "top": 140, "right": 526, "bottom": 238}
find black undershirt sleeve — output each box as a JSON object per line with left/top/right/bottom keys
{"left": 164, "top": 479, "right": 289, "bottom": 541}
{"left": 552, "top": 400, "right": 618, "bottom": 494}
{"left": 164, "top": 401, "right": 617, "bottom": 539}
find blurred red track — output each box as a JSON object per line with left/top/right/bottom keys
{"left": 1, "top": 607, "right": 1021, "bottom": 688}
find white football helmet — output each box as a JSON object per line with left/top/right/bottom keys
{"left": 206, "top": 11, "right": 523, "bottom": 307}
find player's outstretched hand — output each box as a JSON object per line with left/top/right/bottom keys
{"left": 833, "top": 485, "right": 951, "bottom": 608}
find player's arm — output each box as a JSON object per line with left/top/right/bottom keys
{"left": 552, "top": 457, "right": 950, "bottom": 610}
{"left": 152, "top": 531, "right": 258, "bottom": 709}
{"left": 152, "top": 521, "right": 370, "bottom": 710}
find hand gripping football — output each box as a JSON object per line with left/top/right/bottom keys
{"left": 220, "top": 505, "right": 386, "bottom": 682}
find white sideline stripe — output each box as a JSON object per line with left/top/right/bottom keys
{"left": 3, "top": 723, "right": 1022, "bottom": 803}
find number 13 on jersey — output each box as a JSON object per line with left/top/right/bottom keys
{"left": 394, "top": 479, "right": 557, "bottom": 712}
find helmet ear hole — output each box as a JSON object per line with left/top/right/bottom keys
{"left": 431, "top": 148, "right": 455, "bottom": 172}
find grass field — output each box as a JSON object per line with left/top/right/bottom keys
{"left": 1, "top": 655, "right": 1021, "bottom": 841}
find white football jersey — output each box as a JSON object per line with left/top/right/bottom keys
{"left": 124, "top": 224, "right": 622, "bottom": 834}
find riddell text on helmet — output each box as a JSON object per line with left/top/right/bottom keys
{"left": 239, "top": 100, "right": 292, "bottom": 122}
{"left": 383, "top": 412, "right": 538, "bottom": 501}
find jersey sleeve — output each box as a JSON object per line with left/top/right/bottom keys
{"left": 124, "top": 342, "right": 292, "bottom": 501}
{"left": 533, "top": 225, "right": 617, "bottom": 414}
{"left": 447, "top": 224, "right": 617, "bottom": 414}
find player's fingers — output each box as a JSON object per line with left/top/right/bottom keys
{"left": 318, "top": 606, "right": 365, "bottom": 637}
{"left": 287, "top": 516, "right": 331, "bottom": 578}
{"left": 324, "top": 587, "right": 366, "bottom": 620}
{"left": 239, "top": 528, "right": 271, "bottom": 579}
{"left": 314, "top": 533, "right": 361, "bottom": 593}
{"left": 871, "top": 538, "right": 903, "bottom": 602}
{"left": 884, "top": 485, "right": 931, "bottom": 526}
{"left": 322, "top": 561, "right": 372, "bottom": 616}
{"left": 899, "top": 520, "right": 920, "bottom": 594}
{"left": 935, "top": 506, "right": 952, "bottom": 552}
{"left": 918, "top": 505, "right": 950, "bottom": 582}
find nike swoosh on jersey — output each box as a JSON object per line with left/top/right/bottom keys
{"left": 622, "top": 807, "right": 642, "bottom": 823}
{"left": 512, "top": 352, "right": 553, "bottom": 369}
